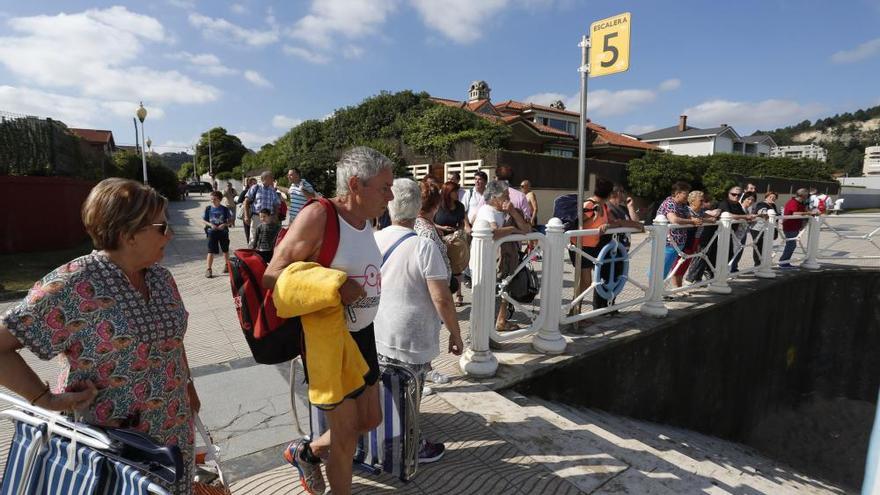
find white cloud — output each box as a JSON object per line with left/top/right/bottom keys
{"left": 0, "top": 86, "right": 165, "bottom": 128}
{"left": 524, "top": 79, "right": 682, "bottom": 118}
{"left": 410, "top": 0, "right": 507, "bottom": 44}
{"left": 0, "top": 7, "right": 219, "bottom": 105}
{"left": 272, "top": 115, "right": 303, "bottom": 129}
{"left": 243, "top": 70, "right": 272, "bottom": 88}
{"left": 230, "top": 3, "right": 248, "bottom": 15}
{"left": 167, "top": 51, "right": 237, "bottom": 76}
{"left": 831, "top": 37, "right": 880, "bottom": 63}
{"left": 166, "top": 0, "right": 197, "bottom": 9}
{"left": 234, "top": 131, "right": 278, "bottom": 150}
{"left": 658, "top": 78, "right": 681, "bottom": 91}
{"left": 682, "top": 99, "right": 825, "bottom": 131}
{"left": 522, "top": 92, "right": 580, "bottom": 112}
{"left": 283, "top": 45, "right": 330, "bottom": 64}
{"left": 188, "top": 12, "right": 279, "bottom": 46}
{"left": 287, "top": 0, "right": 396, "bottom": 62}
{"left": 623, "top": 124, "right": 658, "bottom": 136}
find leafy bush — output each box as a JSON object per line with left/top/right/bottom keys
{"left": 627, "top": 152, "right": 835, "bottom": 201}
{"left": 239, "top": 90, "right": 510, "bottom": 196}
{"left": 110, "top": 150, "right": 180, "bottom": 200}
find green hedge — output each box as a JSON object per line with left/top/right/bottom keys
{"left": 626, "top": 152, "right": 836, "bottom": 202}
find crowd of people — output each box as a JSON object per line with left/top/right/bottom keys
{"left": 0, "top": 147, "right": 838, "bottom": 494}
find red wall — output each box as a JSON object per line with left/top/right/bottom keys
{"left": 0, "top": 176, "right": 96, "bottom": 254}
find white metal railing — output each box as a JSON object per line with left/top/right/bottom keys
{"left": 459, "top": 211, "right": 880, "bottom": 377}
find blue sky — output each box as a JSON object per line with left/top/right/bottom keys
{"left": 0, "top": 0, "right": 878, "bottom": 153}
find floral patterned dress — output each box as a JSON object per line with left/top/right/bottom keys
{"left": 1, "top": 251, "right": 193, "bottom": 494}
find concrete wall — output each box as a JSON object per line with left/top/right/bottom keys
{"left": 839, "top": 185, "right": 880, "bottom": 209}
{"left": 0, "top": 176, "right": 95, "bottom": 253}
{"left": 515, "top": 269, "right": 880, "bottom": 440}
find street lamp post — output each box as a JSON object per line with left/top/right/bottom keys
{"left": 136, "top": 102, "right": 148, "bottom": 185}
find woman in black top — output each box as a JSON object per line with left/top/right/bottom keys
{"left": 434, "top": 181, "right": 468, "bottom": 305}
{"left": 434, "top": 181, "right": 466, "bottom": 234}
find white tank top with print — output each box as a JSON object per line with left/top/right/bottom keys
{"left": 330, "top": 213, "right": 382, "bottom": 331}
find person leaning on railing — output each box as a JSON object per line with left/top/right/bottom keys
{"left": 570, "top": 178, "right": 643, "bottom": 325}
{"left": 718, "top": 185, "right": 757, "bottom": 273}
{"left": 656, "top": 181, "right": 703, "bottom": 284}
{"left": 471, "top": 180, "right": 531, "bottom": 332}
{"left": 671, "top": 190, "right": 717, "bottom": 288}
{"left": 778, "top": 188, "right": 817, "bottom": 269}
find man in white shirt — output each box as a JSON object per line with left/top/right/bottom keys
{"left": 464, "top": 171, "right": 488, "bottom": 224}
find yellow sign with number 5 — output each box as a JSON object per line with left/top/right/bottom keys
{"left": 589, "top": 12, "right": 631, "bottom": 77}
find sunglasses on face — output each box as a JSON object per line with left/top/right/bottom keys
{"left": 148, "top": 222, "right": 172, "bottom": 236}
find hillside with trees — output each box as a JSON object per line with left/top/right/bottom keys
{"left": 754, "top": 104, "right": 880, "bottom": 176}
{"left": 239, "top": 90, "right": 510, "bottom": 194}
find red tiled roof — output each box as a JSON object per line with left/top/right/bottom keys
{"left": 587, "top": 122, "right": 658, "bottom": 151}
{"left": 494, "top": 99, "right": 581, "bottom": 117}
{"left": 69, "top": 128, "right": 114, "bottom": 145}
{"left": 428, "top": 94, "right": 655, "bottom": 151}
{"left": 528, "top": 121, "right": 575, "bottom": 138}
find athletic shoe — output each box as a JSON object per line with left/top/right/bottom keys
{"left": 777, "top": 263, "right": 795, "bottom": 270}
{"left": 422, "top": 385, "right": 434, "bottom": 396}
{"left": 283, "top": 439, "right": 325, "bottom": 495}
{"left": 417, "top": 440, "right": 445, "bottom": 464}
{"left": 426, "top": 370, "right": 450, "bottom": 384}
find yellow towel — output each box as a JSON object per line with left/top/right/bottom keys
{"left": 273, "top": 262, "right": 369, "bottom": 409}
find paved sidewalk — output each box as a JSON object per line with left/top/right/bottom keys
{"left": 1, "top": 196, "right": 877, "bottom": 494}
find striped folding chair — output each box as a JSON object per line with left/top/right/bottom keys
{"left": 101, "top": 460, "right": 153, "bottom": 495}
{"left": 30, "top": 435, "right": 105, "bottom": 495}
{"left": 0, "top": 421, "right": 46, "bottom": 495}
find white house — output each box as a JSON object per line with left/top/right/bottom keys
{"left": 633, "top": 116, "right": 775, "bottom": 157}
{"left": 864, "top": 145, "right": 880, "bottom": 175}
{"left": 769, "top": 144, "right": 828, "bottom": 162}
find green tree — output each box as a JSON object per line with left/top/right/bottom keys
{"left": 195, "top": 127, "right": 248, "bottom": 177}
{"left": 402, "top": 104, "right": 510, "bottom": 160}
{"left": 110, "top": 150, "right": 181, "bottom": 200}
{"left": 177, "top": 162, "right": 194, "bottom": 180}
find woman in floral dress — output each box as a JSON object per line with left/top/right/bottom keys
{"left": 0, "top": 178, "right": 198, "bottom": 494}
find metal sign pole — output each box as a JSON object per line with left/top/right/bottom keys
{"left": 574, "top": 34, "right": 591, "bottom": 307}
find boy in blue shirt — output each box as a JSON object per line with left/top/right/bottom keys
{"left": 203, "top": 190, "right": 233, "bottom": 278}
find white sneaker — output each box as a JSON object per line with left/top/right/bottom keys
{"left": 426, "top": 370, "right": 450, "bottom": 384}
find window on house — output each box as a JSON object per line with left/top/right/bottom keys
{"left": 548, "top": 148, "right": 574, "bottom": 158}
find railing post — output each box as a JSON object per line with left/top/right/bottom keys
{"left": 533, "top": 218, "right": 566, "bottom": 354}
{"left": 459, "top": 219, "right": 498, "bottom": 377}
{"left": 640, "top": 215, "right": 668, "bottom": 317}
{"left": 709, "top": 212, "right": 733, "bottom": 294}
{"left": 755, "top": 209, "right": 777, "bottom": 279}
{"left": 802, "top": 214, "right": 821, "bottom": 270}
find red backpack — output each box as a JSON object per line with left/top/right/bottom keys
{"left": 227, "top": 198, "right": 340, "bottom": 364}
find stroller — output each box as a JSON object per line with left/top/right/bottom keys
{"left": 0, "top": 391, "right": 181, "bottom": 495}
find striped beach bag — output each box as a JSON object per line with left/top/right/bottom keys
{"left": 309, "top": 362, "right": 421, "bottom": 481}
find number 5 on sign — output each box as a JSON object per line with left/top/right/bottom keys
{"left": 589, "top": 12, "right": 631, "bottom": 77}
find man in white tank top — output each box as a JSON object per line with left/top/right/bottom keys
{"left": 265, "top": 147, "right": 394, "bottom": 495}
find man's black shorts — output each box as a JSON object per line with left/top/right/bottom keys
{"left": 207, "top": 230, "right": 230, "bottom": 254}
{"left": 351, "top": 323, "right": 380, "bottom": 390}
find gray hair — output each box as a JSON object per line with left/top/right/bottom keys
{"left": 388, "top": 178, "right": 421, "bottom": 222}
{"left": 335, "top": 146, "right": 394, "bottom": 195}
{"left": 260, "top": 170, "right": 273, "bottom": 181}
{"left": 483, "top": 179, "right": 509, "bottom": 202}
